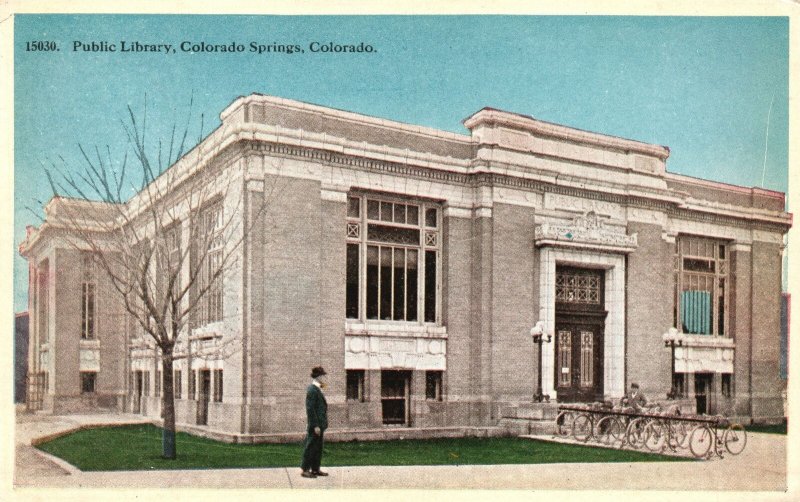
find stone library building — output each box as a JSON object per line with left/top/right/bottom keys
{"left": 20, "top": 94, "right": 790, "bottom": 437}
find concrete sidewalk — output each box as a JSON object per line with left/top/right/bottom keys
{"left": 14, "top": 410, "right": 788, "bottom": 490}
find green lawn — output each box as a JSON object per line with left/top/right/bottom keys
{"left": 747, "top": 423, "right": 787, "bottom": 435}
{"left": 36, "top": 424, "right": 691, "bottom": 471}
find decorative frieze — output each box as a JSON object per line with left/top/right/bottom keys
{"left": 535, "top": 211, "right": 638, "bottom": 253}
{"left": 345, "top": 334, "right": 446, "bottom": 371}
{"left": 663, "top": 329, "right": 735, "bottom": 374}
{"left": 79, "top": 347, "right": 100, "bottom": 372}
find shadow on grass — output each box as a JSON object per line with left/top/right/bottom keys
{"left": 36, "top": 424, "right": 693, "bottom": 471}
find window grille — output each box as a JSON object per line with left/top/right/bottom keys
{"left": 80, "top": 371, "right": 96, "bottom": 394}
{"left": 197, "top": 202, "right": 224, "bottom": 325}
{"left": 674, "top": 236, "right": 728, "bottom": 335}
{"left": 81, "top": 252, "right": 96, "bottom": 340}
{"left": 213, "top": 369, "right": 223, "bottom": 402}
{"left": 556, "top": 269, "right": 602, "bottom": 305}
{"left": 346, "top": 370, "right": 365, "bottom": 402}
{"left": 346, "top": 195, "right": 440, "bottom": 323}
{"left": 425, "top": 371, "right": 443, "bottom": 401}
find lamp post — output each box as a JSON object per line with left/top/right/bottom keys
{"left": 531, "top": 321, "right": 552, "bottom": 403}
{"left": 664, "top": 327, "right": 683, "bottom": 399}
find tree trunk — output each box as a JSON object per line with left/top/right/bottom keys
{"left": 161, "top": 351, "right": 177, "bottom": 459}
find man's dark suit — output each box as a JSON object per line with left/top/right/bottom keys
{"left": 301, "top": 383, "right": 328, "bottom": 473}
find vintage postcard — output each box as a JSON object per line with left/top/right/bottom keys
{"left": 2, "top": 2, "right": 797, "bottom": 501}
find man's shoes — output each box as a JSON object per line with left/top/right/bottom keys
{"left": 312, "top": 471, "right": 329, "bottom": 476}
{"left": 301, "top": 471, "right": 317, "bottom": 478}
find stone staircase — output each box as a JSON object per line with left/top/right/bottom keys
{"left": 497, "top": 403, "right": 560, "bottom": 436}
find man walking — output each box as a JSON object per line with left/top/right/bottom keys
{"left": 301, "top": 366, "right": 328, "bottom": 478}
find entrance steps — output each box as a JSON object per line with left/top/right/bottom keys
{"left": 497, "top": 403, "right": 559, "bottom": 436}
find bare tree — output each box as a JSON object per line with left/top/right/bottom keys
{"left": 39, "top": 97, "right": 272, "bottom": 459}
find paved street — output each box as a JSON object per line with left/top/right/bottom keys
{"left": 12, "top": 410, "right": 790, "bottom": 491}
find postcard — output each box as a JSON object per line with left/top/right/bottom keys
{"left": 3, "top": 3, "right": 797, "bottom": 501}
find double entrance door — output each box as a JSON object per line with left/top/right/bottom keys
{"left": 554, "top": 266, "right": 607, "bottom": 403}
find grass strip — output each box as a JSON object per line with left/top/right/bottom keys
{"left": 36, "top": 424, "right": 692, "bottom": 471}
{"left": 746, "top": 423, "right": 786, "bottom": 435}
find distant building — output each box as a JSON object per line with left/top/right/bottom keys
{"left": 19, "top": 94, "right": 792, "bottom": 431}
{"left": 15, "top": 312, "right": 29, "bottom": 403}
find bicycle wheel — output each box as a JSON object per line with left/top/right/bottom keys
{"left": 604, "top": 416, "right": 626, "bottom": 447}
{"left": 688, "top": 425, "right": 713, "bottom": 458}
{"left": 572, "top": 413, "right": 593, "bottom": 442}
{"left": 644, "top": 420, "right": 666, "bottom": 452}
{"left": 555, "top": 411, "right": 575, "bottom": 437}
{"left": 671, "top": 420, "right": 691, "bottom": 450}
{"left": 594, "top": 415, "right": 617, "bottom": 445}
{"left": 625, "top": 417, "right": 648, "bottom": 449}
{"left": 724, "top": 424, "right": 747, "bottom": 455}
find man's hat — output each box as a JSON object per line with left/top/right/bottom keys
{"left": 631, "top": 382, "right": 640, "bottom": 388}
{"left": 311, "top": 366, "right": 327, "bottom": 379}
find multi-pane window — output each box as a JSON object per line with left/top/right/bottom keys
{"left": 189, "top": 369, "right": 197, "bottom": 400}
{"left": 346, "top": 195, "right": 440, "bottom": 323}
{"left": 38, "top": 259, "right": 49, "bottom": 343}
{"left": 346, "top": 370, "right": 365, "bottom": 402}
{"left": 425, "top": 371, "right": 443, "bottom": 401}
{"left": 161, "top": 223, "right": 182, "bottom": 313}
{"left": 213, "top": 369, "right": 223, "bottom": 402}
{"left": 174, "top": 370, "right": 182, "bottom": 399}
{"left": 80, "top": 371, "right": 96, "bottom": 393}
{"left": 672, "top": 373, "right": 686, "bottom": 398}
{"left": 674, "top": 236, "right": 729, "bottom": 335}
{"left": 721, "top": 374, "right": 732, "bottom": 398}
{"left": 154, "top": 369, "right": 162, "bottom": 398}
{"left": 197, "top": 201, "right": 224, "bottom": 325}
{"left": 556, "top": 268, "right": 602, "bottom": 305}
{"left": 143, "top": 371, "right": 150, "bottom": 396}
{"left": 81, "top": 252, "right": 96, "bottom": 339}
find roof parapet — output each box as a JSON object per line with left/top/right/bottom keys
{"left": 463, "top": 107, "right": 670, "bottom": 162}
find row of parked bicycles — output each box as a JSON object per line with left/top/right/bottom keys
{"left": 554, "top": 403, "right": 747, "bottom": 459}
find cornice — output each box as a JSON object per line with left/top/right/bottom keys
{"left": 464, "top": 108, "right": 670, "bottom": 160}
{"left": 240, "top": 139, "right": 790, "bottom": 234}
{"left": 222, "top": 94, "right": 473, "bottom": 145}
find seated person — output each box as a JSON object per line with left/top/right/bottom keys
{"left": 621, "top": 382, "right": 647, "bottom": 411}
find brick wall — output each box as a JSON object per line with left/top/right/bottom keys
{"left": 470, "top": 214, "right": 493, "bottom": 424}
{"left": 490, "top": 203, "right": 536, "bottom": 408}
{"left": 731, "top": 248, "right": 752, "bottom": 417}
{"left": 750, "top": 241, "right": 784, "bottom": 421}
{"left": 625, "top": 222, "right": 674, "bottom": 400}
{"left": 250, "top": 170, "right": 327, "bottom": 433}
{"left": 53, "top": 248, "right": 81, "bottom": 405}
{"left": 441, "top": 212, "right": 477, "bottom": 426}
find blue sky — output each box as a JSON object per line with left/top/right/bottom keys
{"left": 13, "top": 15, "right": 789, "bottom": 312}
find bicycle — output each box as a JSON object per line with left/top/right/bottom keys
{"left": 688, "top": 419, "right": 747, "bottom": 459}
{"left": 554, "top": 409, "right": 576, "bottom": 438}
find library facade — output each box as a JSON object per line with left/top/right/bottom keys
{"left": 20, "top": 94, "right": 791, "bottom": 434}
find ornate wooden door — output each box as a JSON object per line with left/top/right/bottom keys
{"left": 554, "top": 266, "right": 607, "bottom": 403}
{"left": 554, "top": 321, "right": 605, "bottom": 402}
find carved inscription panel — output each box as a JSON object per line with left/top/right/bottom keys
{"left": 544, "top": 193, "right": 624, "bottom": 220}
